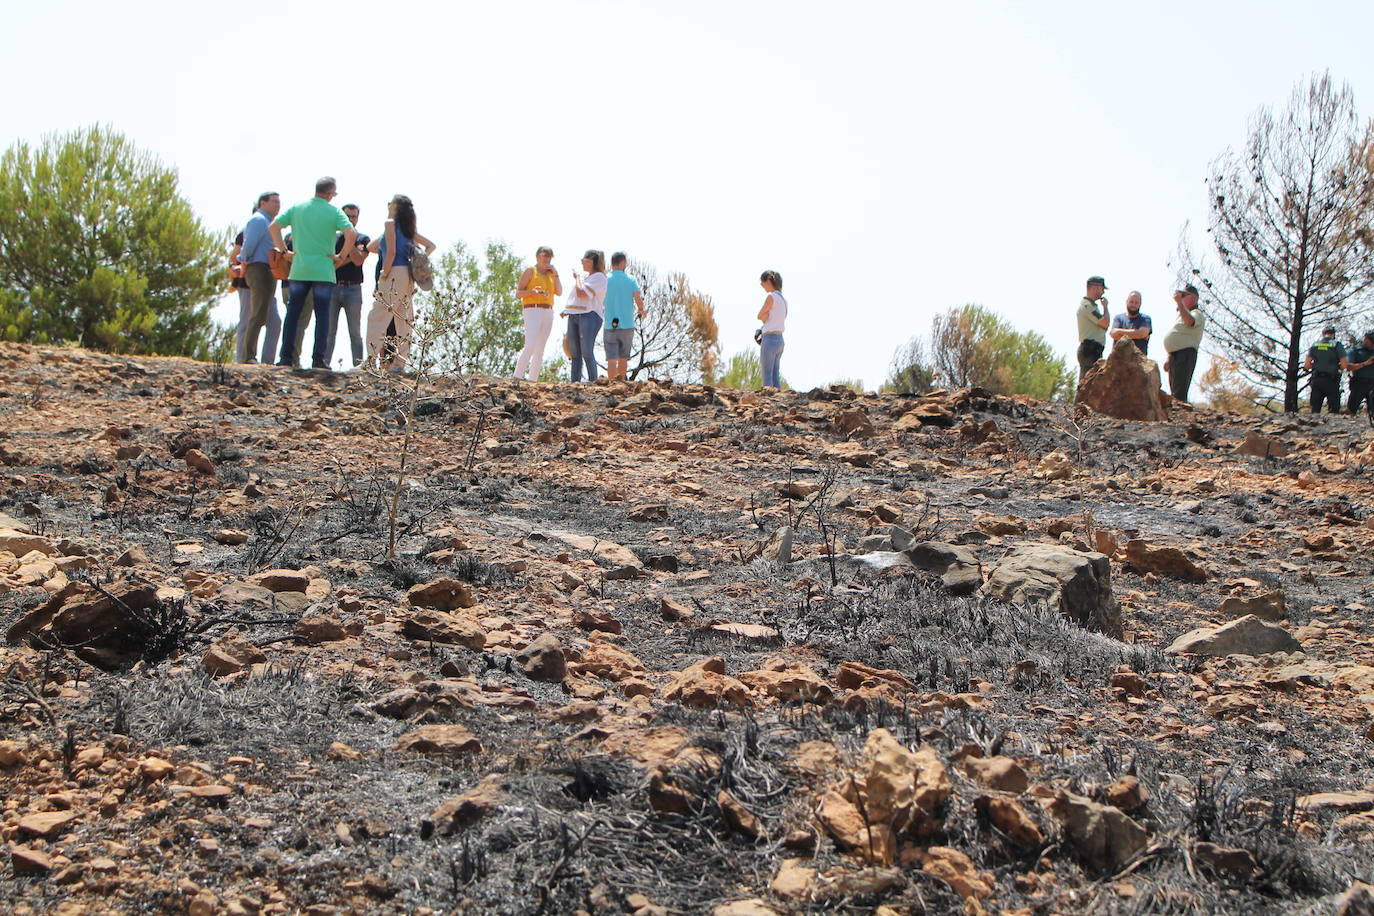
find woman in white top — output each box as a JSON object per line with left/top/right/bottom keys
{"left": 564, "top": 249, "right": 607, "bottom": 382}
{"left": 757, "top": 269, "right": 787, "bottom": 389}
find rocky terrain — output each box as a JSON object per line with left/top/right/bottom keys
{"left": 2, "top": 340, "right": 1374, "bottom": 915}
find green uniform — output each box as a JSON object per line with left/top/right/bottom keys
{"left": 1076, "top": 297, "right": 1106, "bottom": 377}
{"left": 1348, "top": 344, "right": 1374, "bottom": 415}
{"left": 1308, "top": 336, "right": 1346, "bottom": 413}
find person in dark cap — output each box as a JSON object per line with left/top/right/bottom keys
{"left": 1304, "top": 324, "right": 1346, "bottom": 413}
{"left": 1346, "top": 329, "right": 1374, "bottom": 417}
{"left": 1162, "top": 284, "right": 1205, "bottom": 402}
{"left": 1075, "top": 275, "right": 1110, "bottom": 377}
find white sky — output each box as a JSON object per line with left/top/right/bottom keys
{"left": 5, "top": 0, "right": 1374, "bottom": 387}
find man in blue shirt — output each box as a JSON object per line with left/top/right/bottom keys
{"left": 1109, "top": 291, "right": 1153, "bottom": 355}
{"left": 602, "top": 252, "right": 646, "bottom": 381}
{"left": 236, "top": 191, "right": 281, "bottom": 363}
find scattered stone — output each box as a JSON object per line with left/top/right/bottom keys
{"left": 1035, "top": 450, "right": 1075, "bottom": 480}
{"left": 183, "top": 448, "right": 216, "bottom": 475}
{"left": 6, "top": 579, "right": 161, "bottom": 667}
{"left": 140, "top": 757, "right": 175, "bottom": 778}
{"left": 113, "top": 544, "right": 149, "bottom": 566}
{"left": 739, "top": 658, "right": 833, "bottom": 704}
{"left": 961, "top": 755, "right": 1029, "bottom": 793}
{"left": 832, "top": 407, "right": 876, "bottom": 439}
{"left": 295, "top": 616, "right": 348, "bottom": 643}
{"left": 662, "top": 658, "right": 754, "bottom": 709}
{"left": 1217, "top": 589, "right": 1285, "bottom": 622}
{"left": 717, "top": 790, "right": 763, "bottom": 840}
{"left": 1167, "top": 615, "right": 1301, "bottom": 657}
{"left": 516, "top": 633, "right": 567, "bottom": 682}
{"left": 770, "top": 858, "right": 816, "bottom": 900}
{"left": 1297, "top": 791, "right": 1374, "bottom": 813}
{"left": 394, "top": 724, "right": 483, "bottom": 756}
{"left": 1124, "top": 539, "right": 1207, "bottom": 581}
{"left": 428, "top": 774, "right": 508, "bottom": 834}
{"left": 400, "top": 609, "right": 486, "bottom": 649}
{"left": 212, "top": 529, "right": 250, "bottom": 546}
{"left": 982, "top": 544, "right": 1121, "bottom": 638}
{"left": 0, "top": 741, "right": 25, "bottom": 767}
{"left": 10, "top": 844, "right": 52, "bottom": 875}
{"left": 921, "top": 846, "right": 995, "bottom": 900}
{"left": 659, "top": 596, "right": 694, "bottom": 621}
{"left": 202, "top": 632, "right": 267, "bottom": 676}
{"left": 327, "top": 741, "right": 362, "bottom": 761}
{"left": 18, "top": 810, "right": 78, "bottom": 839}
{"left": 1105, "top": 775, "right": 1149, "bottom": 813}
{"left": 406, "top": 578, "right": 475, "bottom": 610}
{"left": 707, "top": 622, "right": 780, "bottom": 641}
{"left": 1237, "top": 429, "right": 1289, "bottom": 459}
{"left": 573, "top": 607, "right": 622, "bottom": 633}
{"left": 711, "top": 901, "right": 780, "bottom": 916}
{"left": 904, "top": 541, "right": 982, "bottom": 595}
{"left": 245, "top": 568, "right": 309, "bottom": 593}
{"left": 1337, "top": 882, "right": 1374, "bottom": 916}
{"left": 976, "top": 795, "right": 1044, "bottom": 846}
{"left": 1194, "top": 841, "right": 1258, "bottom": 877}
{"left": 627, "top": 504, "right": 668, "bottom": 522}
{"left": 1047, "top": 789, "right": 1150, "bottom": 872}
{"left": 1076, "top": 339, "right": 1168, "bottom": 421}
{"left": 764, "top": 525, "right": 793, "bottom": 564}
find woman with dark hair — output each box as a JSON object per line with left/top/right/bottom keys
{"left": 513, "top": 246, "right": 562, "bottom": 381}
{"left": 563, "top": 249, "right": 607, "bottom": 382}
{"left": 364, "top": 195, "right": 434, "bottom": 372}
{"left": 757, "top": 270, "right": 787, "bottom": 389}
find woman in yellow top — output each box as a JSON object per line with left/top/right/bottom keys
{"left": 513, "top": 246, "right": 563, "bottom": 380}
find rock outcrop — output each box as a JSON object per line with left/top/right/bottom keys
{"left": 1076, "top": 339, "right": 1168, "bottom": 421}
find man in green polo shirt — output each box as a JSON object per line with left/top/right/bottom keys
{"left": 1162, "top": 284, "right": 1206, "bottom": 402}
{"left": 1075, "top": 275, "right": 1110, "bottom": 378}
{"left": 271, "top": 176, "right": 356, "bottom": 369}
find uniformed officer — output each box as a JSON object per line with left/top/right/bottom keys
{"left": 1076, "top": 276, "right": 1110, "bottom": 378}
{"left": 1347, "top": 330, "right": 1374, "bottom": 417}
{"left": 1304, "top": 325, "right": 1346, "bottom": 414}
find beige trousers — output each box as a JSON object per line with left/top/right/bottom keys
{"left": 365, "top": 266, "right": 415, "bottom": 370}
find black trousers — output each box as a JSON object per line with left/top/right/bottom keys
{"left": 1077, "top": 339, "right": 1104, "bottom": 378}
{"left": 1167, "top": 347, "right": 1198, "bottom": 403}
{"left": 1349, "top": 379, "right": 1374, "bottom": 415}
{"left": 1310, "top": 374, "right": 1341, "bottom": 413}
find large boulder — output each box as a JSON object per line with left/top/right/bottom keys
{"left": 1047, "top": 790, "right": 1149, "bottom": 872}
{"left": 982, "top": 544, "right": 1121, "bottom": 638}
{"left": 1076, "top": 339, "right": 1168, "bottom": 421}
{"left": 1166, "top": 615, "right": 1300, "bottom": 657}
{"left": 6, "top": 580, "right": 162, "bottom": 669}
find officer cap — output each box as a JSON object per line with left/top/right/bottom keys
{"left": 1086, "top": 275, "right": 1107, "bottom": 288}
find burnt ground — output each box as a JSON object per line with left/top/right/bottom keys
{"left": 2, "top": 341, "right": 1374, "bottom": 915}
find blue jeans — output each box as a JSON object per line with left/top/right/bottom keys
{"left": 327, "top": 283, "right": 364, "bottom": 366}
{"left": 760, "top": 332, "right": 784, "bottom": 388}
{"left": 567, "top": 312, "right": 603, "bottom": 382}
{"left": 279, "top": 280, "right": 336, "bottom": 367}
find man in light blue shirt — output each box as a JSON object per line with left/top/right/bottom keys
{"left": 1109, "top": 291, "right": 1153, "bottom": 356}
{"left": 602, "top": 251, "right": 645, "bottom": 381}
{"left": 236, "top": 191, "right": 281, "bottom": 363}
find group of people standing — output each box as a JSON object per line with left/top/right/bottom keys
{"left": 1075, "top": 274, "right": 1374, "bottom": 415}
{"left": 232, "top": 177, "right": 433, "bottom": 374}
{"left": 230, "top": 177, "right": 791, "bottom": 388}
{"left": 1075, "top": 276, "right": 1206, "bottom": 402}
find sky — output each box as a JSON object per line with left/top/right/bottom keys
{"left": 5, "top": 0, "right": 1374, "bottom": 387}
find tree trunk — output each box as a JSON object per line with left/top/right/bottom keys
{"left": 1285, "top": 299, "right": 1304, "bottom": 413}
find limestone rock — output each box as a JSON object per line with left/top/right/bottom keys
{"left": 982, "top": 544, "right": 1121, "bottom": 638}
{"left": 1047, "top": 789, "right": 1149, "bottom": 872}
{"left": 183, "top": 448, "right": 216, "bottom": 475}
{"left": 976, "top": 794, "right": 1043, "bottom": 846}
{"left": 961, "top": 755, "right": 1029, "bottom": 793}
{"left": 203, "top": 632, "right": 267, "bottom": 676}
{"left": 10, "top": 845, "right": 52, "bottom": 875}
{"left": 739, "top": 658, "right": 833, "bottom": 704}
{"left": 400, "top": 609, "right": 486, "bottom": 650}
{"left": 6, "top": 579, "right": 162, "bottom": 669}
{"left": 427, "top": 774, "right": 507, "bottom": 834}
{"left": 662, "top": 659, "right": 753, "bottom": 709}
{"left": 1237, "top": 429, "right": 1289, "bottom": 459}
{"left": 516, "top": 633, "right": 567, "bottom": 682}
{"left": 1167, "top": 615, "right": 1300, "bottom": 657}
{"left": 1337, "top": 882, "right": 1374, "bottom": 916}
{"left": 394, "top": 724, "right": 483, "bottom": 756}
{"left": 246, "top": 569, "right": 309, "bottom": 593}
{"left": 18, "top": 810, "right": 78, "bottom": 839}
{"left": 294, "top": 616, "right": 348, "bottom": 643}
{"left": 832, "top": 408, "right": 876, "bottom": 439}
{"left": 1124, "top": 539, "right": 1207, "bottom": 581}
{"left": 406, "top": 578, "right": 475, "bottom": 610}
{"left": 921, "top": 846, "right": 994, "bottom": 900}
{"left": 1217, "top": 589, "right": 1285, "bottom": 621}
{"left": 1076, "top": 338, "right": 1168, "bottom": 421}
{"left": 904, "top": 541, "right": 982, "bottom": 595}
{"left": 1035, "top": 450, "right": 1075, "bottom": 480}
